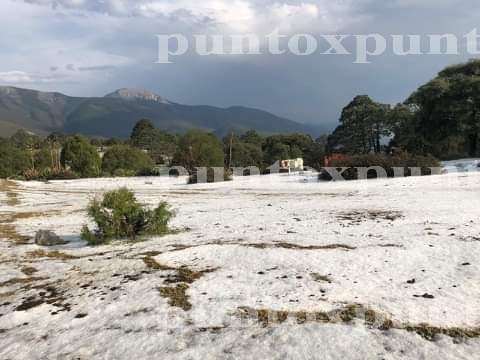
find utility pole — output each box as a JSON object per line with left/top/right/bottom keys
{"left": 228, "top": 131, "right": 234, "bottom": 170}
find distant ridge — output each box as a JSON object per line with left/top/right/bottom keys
{"left": 0, "top": 86, "right": 325, "bottom": 138}
{"left": 104, "top": 88, "right": 171, "bottom": 104}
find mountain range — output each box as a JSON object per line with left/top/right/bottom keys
{"left": 0, "top": 86, "right": 324, "bottom": 138}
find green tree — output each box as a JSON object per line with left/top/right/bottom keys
{"left": 224, "top": 135, "right": 264, "bottom": 168}
{"left": 61, "top": 136, "right": 101, "bottom": 178}
{"left": 262, "top": 134, "right": 315, "bottom": 165}
{"left": 9, "top": 130, "right": 41, "bottom": 169}
{"left": 240, "top": 129, "right": 264, "bottom": 147}
{"left": 173, "top": 130, "right": 224, "bottom": 171}
{"left": 102, "top": 145, "right": 154, "bottom": 176}
{"left": 130, "top": 119, "right": 177, "bottom": 164}
{"left": 34, "top": 146, "right": 53, "bottom": 171}
{"left": 130, "top": 119, "right": 156, "bottom": 148}
{"left": 45, "top": 132, "right": 65, "bottom": 171}
{"left": 303, "top": 139, "right": 326, "bottom": 170}
{"left": 399, "top": 59, "right": 480, "bottom": 158}
{"left": 328, "top": 96, "right": 391, "bottom": 154}
{"left": 263, "top": 141, "right": 291, "bottom": 165}
{"left": 0, "top": 141, "right": 30, "bottom": 178}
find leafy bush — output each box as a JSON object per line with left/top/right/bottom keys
{"left": 81, "top": 188, "right": 174, "bottom": 245}
{"left": 102, "top": 145, "right": 154, "bottom": 176}
{"left": 61, "top": 136, "right": 101, "bottom": 178}
{"left": 0, "top": 141, "right": 31, "bottom": 178}
{"left": 173, "top": 130, "right": 224, "bottom": 171}
{"left": 319, "top": 153, "right": 441, "bottom": 181}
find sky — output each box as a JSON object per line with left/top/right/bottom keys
{"left": 1, "top": 0, "right": 480, "bottom": 131}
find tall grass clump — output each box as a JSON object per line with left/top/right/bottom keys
{"left": 81, "top": 188, "right": 174, "bottom": 245}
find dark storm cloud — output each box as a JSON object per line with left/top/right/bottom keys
{"left": 2, "top": 0, "right": 480, "bottom": 132}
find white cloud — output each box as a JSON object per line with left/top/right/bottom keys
{"left": 389, "top": 0, "right": 460, "bottom": 7}
{"left": 0, "top": 71, "right": 60, "bottom": 83}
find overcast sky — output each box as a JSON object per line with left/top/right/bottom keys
{"left": 1, "top": 0, "right": 479, "bottom": 131}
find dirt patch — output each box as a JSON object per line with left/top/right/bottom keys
{"left": 21, "top": 266, "right": 39, "bottom": 276}
{"left": 459, "top": 236, "right": 480, "bottom": 243}
{"left": 375, "top": 244, "right": 404, "bottom": 248}
{"left": 15, "top": 285, "right": 70, "bottom": 313}
{"left": 337, "top": 210, "right": 403, "bottom": 226}
{"left": 28, "top": 249, "right": 77, "bottom": 260}
{"left": 0, "top": 276, "right": 48, "bottom": 288}
{"left": 311, "top": 273, "right": 333, "bottom": 283}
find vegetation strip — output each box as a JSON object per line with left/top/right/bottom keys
{"left": 244, "top": 242, "right": 356, "bottom": 250}
{"left": 27, "top": 250, "right": 78, "bottom": 260}
{"left": 237, "top": 305, "right": 480, "bottom": 341}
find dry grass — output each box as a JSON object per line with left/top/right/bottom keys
{"left": 337, "top": 209, "right": 403, "bottom": 226}
{"left": 405, "top": 324, "right": 480, "bottom": 341}
{"left": 0, "top": 180, "right": 20, "bottom": 206}
{"left": 0, "top": 209, "right": 63, "bottom": 244}
{"left": 162, "top": 240, "right": 357, "bottom": 254}
{"left": 158, "top": 283, "right": 191, "bottom": 311}
{"left": 27, "top": 249, "right": 77, "bottom": 260}
{"left": 170, "top": 267, "right": 216, "bottom": 284}
{"left": 0, "top": 223, "right": 30, "bottom": 243}
{"left": 154, "top": 261, "right": 218, "bottom": 311}
{"left": 245, "top": 242, "right": 356, "bottom": 251}
{"left": 254, "top": 192, "right": 357, "bottom": 198}
{"left": 142, "top": 256, "right": 175, "bottom": 271}
{"left": 238, "top": 304, "right": 480, "bottom": 341}
{"left": 141, "top": 252, "right": 219, "bottom": 311}
{"left": 237, "top": 304, "right": 364, "bottom": 327}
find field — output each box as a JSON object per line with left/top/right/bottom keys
{"left": 1, "top": 168, "right": 480, "bottom": 359}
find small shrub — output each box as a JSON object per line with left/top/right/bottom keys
{"left": 102, "top": 145, "right": 154, "bottom": 176}
{"left": 81, "top": 188, "right": 174, "bottom": 245}
{"left": 23, "top": 168, "right": 41, "bottom": 181}
{"left": 44, "top": 168, "right": 78, "bottom": 180}
{"left": 23, "top": 168, "right": 78, "bottom": 181}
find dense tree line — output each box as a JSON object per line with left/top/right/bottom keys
{"left": 0, "top": 120, "right": 327, "bottom": 180}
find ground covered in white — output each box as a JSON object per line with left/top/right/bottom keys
{"left": 1, "top": 166, "right": 480, "bottom": 359}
